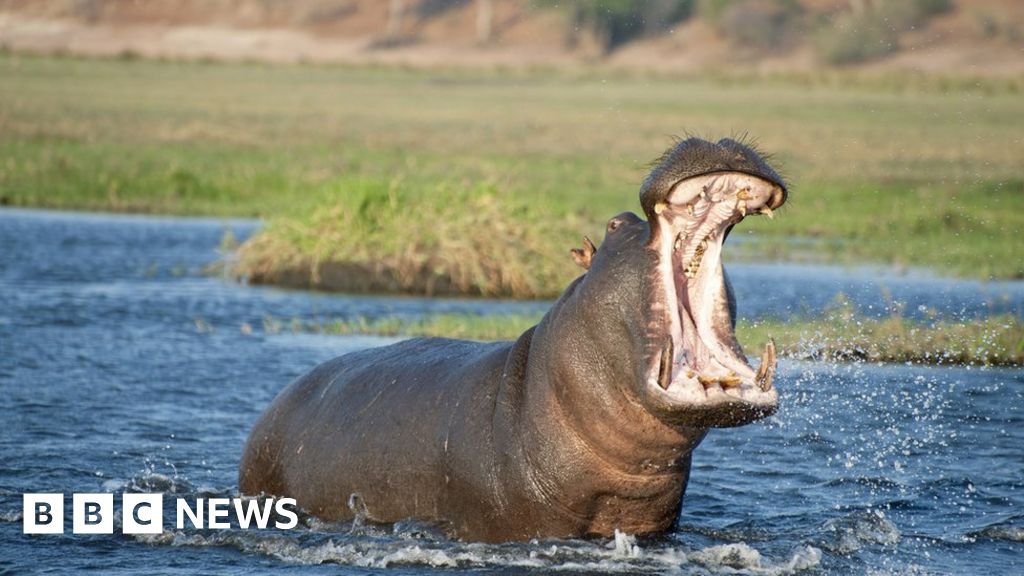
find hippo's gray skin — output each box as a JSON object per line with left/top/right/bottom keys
{"left": 240, "top": 137, "right": 788, "bottom": 542}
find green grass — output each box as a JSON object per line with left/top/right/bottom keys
{"left": 312, "top": 313, "right": 542, "bottom": 342}
{"left": 2, "top": 54, "right": 1023, "bottom": 295}
{"left": 254, "top": 310, "right": 1024, "bottom": 366}
{"left": 739, "top": 313, "right": 1024, "bottom": 367}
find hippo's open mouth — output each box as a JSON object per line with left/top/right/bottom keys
{"left": 647, "top": 172, "right": 785, "bottom": 424}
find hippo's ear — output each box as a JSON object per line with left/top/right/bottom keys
{"left": 570, "top": 236, "right": 597, "bottom": 270}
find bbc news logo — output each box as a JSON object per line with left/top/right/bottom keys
{"left": 23, "top": 493, "right": 298, "bottom": 534}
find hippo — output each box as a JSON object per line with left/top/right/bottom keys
{"left": 240, "top": 136, "right": 787, "bottom": 542}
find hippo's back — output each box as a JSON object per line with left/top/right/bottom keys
{"left": 238, "top": 336, "right": 511, "bottom": 521}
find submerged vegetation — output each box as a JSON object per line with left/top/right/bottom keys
{"left": 1, "top": 55, "right": 1023, "bottom": 296}
{"left": 257, "top": 310, "right": 1024, "bottom": 367}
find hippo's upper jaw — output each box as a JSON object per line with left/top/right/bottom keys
{"left": 638, "top": 139, "right": 787, "bottom": 428}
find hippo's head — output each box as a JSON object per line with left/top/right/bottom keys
{"left": 562, "top": 137, "right": 786, "bottom": 429}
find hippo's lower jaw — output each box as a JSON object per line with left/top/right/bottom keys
{"left": 647, "top": 171, "right": 786, "bottom": 428}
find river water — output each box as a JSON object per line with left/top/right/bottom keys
{"left": 0, "top": 208, "right": 1021, "bottom": 575}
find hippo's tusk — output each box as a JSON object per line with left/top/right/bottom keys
{"left": 755, "top": 339, "right": 776, "bottom": 392}
{"left": 658, "top": 340, "right": 673, "bottom": 390}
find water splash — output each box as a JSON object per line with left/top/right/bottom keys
{"left": 130, "top": 523, "right": 820, "bottom": 574}
{"left": 819, "top": 509, "right": 901, "bottom": 554}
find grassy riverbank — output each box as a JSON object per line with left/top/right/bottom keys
{"left": 258, "top": 311, "right": 1024, "bottom": 367}
{"left": 2, "top": 55, "right": 1024, "bottom": 296}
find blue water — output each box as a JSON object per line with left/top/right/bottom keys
{"left": 0, "top": 208, "right": 1021, "bottom": 574}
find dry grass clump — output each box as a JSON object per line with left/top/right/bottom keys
{"left": 234, "top": 181, "right": 583, "bottom": 299}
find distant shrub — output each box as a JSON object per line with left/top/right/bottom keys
{"left": 881, "top": 0, "right": 952, "bottom": 29}
{"left": 913, "top": 0, "right": 953, "bottom": 20}
{"left": 710, "top": 0, "right": 804, "bottom": 51}
{"left": 535, "top": 0, "right": 695, "bottom": 53}
{"left": 415, "top": 0, "right": 470, "bottom": 19}
{"left": 814, "top": 0, "right": 952, "bottom": 65}
{"left": 695, "top": 0, "right": 733, "bottom": 25}
{"left": 815, "top": 12, "right": 898, "bottom": 65}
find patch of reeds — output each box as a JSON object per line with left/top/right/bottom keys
{"left": 741, "top": 313, "right": 1024, "bottom": 367}
{"left": 233, "top": 182, "right": 585, "bottom": 299}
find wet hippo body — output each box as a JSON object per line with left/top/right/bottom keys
{"left": 240, "top": 137, "right": 788, "bottom": 542}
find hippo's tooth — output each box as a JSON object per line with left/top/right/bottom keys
{"left": 737, "top": 188, "right": 752, "bottom": 200}
{"left": 719, "top": 373, "right": 742, "bottom": 388}
{"left": 760, "top": 206, "right": 774, "bottom": 219}
{"left": 674, "top": 233, "right": 682, "bottom": 253}
{"left": 737, "top": 200, "right": 747, "bottom": 216}
{"left": 755, "top": 339, "right": 777, "bottom": 392}
{"left": 658, "top": 340, "right": 674, "bottom": 390}
{"left": 654, "top": 202, "right": 667, "bottom": 215}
